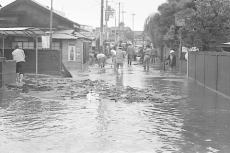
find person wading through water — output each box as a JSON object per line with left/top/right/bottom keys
{"left": 143, "top": 45, "right": 152, "bottom": 72}
{"left": 126, "top": 43, "right": 135, "bottom": 66}
{"left": 12, "top": 45, "right": 26, "bottom": 85}
{"left": 115, "top": 46, "right": 126, "bottom": 73}
{"left": 96, "top": 51, "right": 106, "bottom": 72}
{"left": 166, "top": 49, "right": 176, "bottom": 71}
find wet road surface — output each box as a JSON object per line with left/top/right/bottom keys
{"left": 0, "top": 62, "right": 230, "bottom": 153}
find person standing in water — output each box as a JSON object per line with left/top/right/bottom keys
{"left": 143, "top": 45, "right": 152, "bottom": 72}
{"left": 115, "top": 46, "right": 126, "bottom": 73}
{"left": 12, "top": 45, "right": 26, "bottom": 85}
{"left": 126, "top": 43, "right": 135, "bottom": 66}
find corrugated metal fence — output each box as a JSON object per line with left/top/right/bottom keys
{"left": 188, "top": 51, "right": 230, "bottom": 98}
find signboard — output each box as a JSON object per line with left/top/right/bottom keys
{"left": 68, "top": 45, "right": 76, "bottom": 61}
{"left": 41, "top": 36, "right": 50, "bottom": 49}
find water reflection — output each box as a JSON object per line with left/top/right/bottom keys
{"left": 0, "top": 91, "right": 9, "bottom": 109}
{"left": 115, "top": 72, "right": 123, "bottom": 87}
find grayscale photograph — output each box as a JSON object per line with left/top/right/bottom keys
{"left": 0, "top": 0, "right": 230, "bottom": 152}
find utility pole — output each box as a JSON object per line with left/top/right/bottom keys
{"left": 118, "top": 2, "right": 120, "bottom": 42}
{"left": 49, "top": 0, "right": 53, "bottom": 49}
{"left": 121, "top": 4, "right": 126, "bottom": 40}
{"left": 100, "top": 0, "right": 104, "bottom": 52}
{"left": 121, "top": 5, "right": 126, "bottom": 24}
{"left": 132, "top": 13, "right": 135, "bottom": 44}
{"left": 105, "top": 0, "right": 108, "bottom": 41}
{"left": 114, "top": 10, "right": 117, "bottom": 42}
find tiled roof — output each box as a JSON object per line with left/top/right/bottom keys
{"left": 1, "top": 0, "right": 80, "bottom": 28}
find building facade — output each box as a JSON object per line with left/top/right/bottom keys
{"left": 0, "top": 0, "right": 91, "bottom": 76}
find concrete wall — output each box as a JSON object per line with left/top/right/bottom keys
{"left": 188, "top": 51, "right": 230, "bottom": 97}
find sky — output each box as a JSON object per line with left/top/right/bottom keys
{"left": 1, "top": 0, "right": 166, "bottom": 31}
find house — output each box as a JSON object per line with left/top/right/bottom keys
{"left": 0, "top": 0, "right": 91, "bottom": 76}
{"left": 0, "top": 0, "right": 80, "bottom": 29}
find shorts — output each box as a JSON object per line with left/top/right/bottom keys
{"left": 144, "top": 55, "right": 150, "bottom": 62}
{"left": 116, "top": 63, "right": 123, "bottom": 69}
{"left": 16, "top": 61, "right": 25, "bottom": 74}
{"left": 128, "top": 54, "right": 133, "bottom": 60}
{"left": 98, "top": 57, "right": 106, "bottom": 67}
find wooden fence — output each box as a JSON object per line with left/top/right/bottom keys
{"left": 188, "top": 51, "right": 230, "bottom": 98}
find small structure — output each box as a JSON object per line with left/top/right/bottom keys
{"left": 0, "top": 0, "right": 91, "bottom": 76}
{"left": 52, "top": 30, "right": 91, "bottom": 73}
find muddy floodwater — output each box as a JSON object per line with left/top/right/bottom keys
{"left": 0, "top": 65, "right": 230, "bottom": 153}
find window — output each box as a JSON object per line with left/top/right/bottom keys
{"left": 12, "top": 42, "right": 34, "bottom": 49}
{"left": 23, "top": 42, "right": 34, "bottom": 49}
{"left": 12, "top": 41, "right": 60, "bottom": 50}
{"left": 12, "top": 42, "right": 23, "bottom": 49}
{"left": 38, "top": 42, "right": 43, "bottom": 49}
{"left": 52, "top": 42, "right": 60, "bottom": 50}
{"left": 38, "top": 42, "right": 60, "bottom": 50}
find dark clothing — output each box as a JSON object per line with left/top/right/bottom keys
{"left": 167, "top": 54, "right": 176, "bottom": 67}
{"left": 16, "top": 61, "right": 25, "bottom": 74}
{"left": 128, "top": 54, "right": 133, "bottom": 65}
{"left": 127, "top": 46, "right": 135, "bottom": 66}
{"left": 116, "top": 63, "right": 123, "bottom": 69}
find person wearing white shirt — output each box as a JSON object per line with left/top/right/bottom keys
{"left": 96, "top": 52, "right": 106, "bottom": 68}
{"left": 12, "top": 45, "right": 25, "bottom": 84}
{"left": 110, "top": 47, "right": 116, "bottom": 69}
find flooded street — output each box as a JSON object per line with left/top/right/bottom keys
{"left": 0, "top": 64, "right": 230, "bottom": 153}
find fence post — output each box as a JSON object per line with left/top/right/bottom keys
{"left": 194, "top": 53, "right": 196, "bottom": 81}
{"left": 203, "top": 53, "right": 205, "bottom": 86}
{"left": 187, "top": 52, "right": 189, "bottom": 78}
{"left": 216, "top": 55, "right": 219, "bottom": 91}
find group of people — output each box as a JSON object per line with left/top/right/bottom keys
{"left": 92, "top": 43, "right": 177, "bottom": 73}
{"left": 95, "top": 45, "right": 126, "bottom": 73}
{"left": 94, "top": 43, "right": 155, "bottom": 72}
{"left": 10, "top": 43, "right": 177, "bottom": 87}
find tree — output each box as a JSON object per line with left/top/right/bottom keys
{"left": 144, "top": 0, "right": 189, "bottom": 48}
{"left": 144, "top": 0, "right": 230, "bottom": 52}
{"left": 183, "top": 0, "right": 230, "bottom": 50}
{"left": 144, "top": 0, "right": 189, "bottom": 61}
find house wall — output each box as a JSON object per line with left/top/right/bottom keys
{"left": 62, "top": 40, "right": 83, "bottom": 71}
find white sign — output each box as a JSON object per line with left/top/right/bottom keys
{"left": 41, "top": 36, "right": 50, "bottom": 49}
